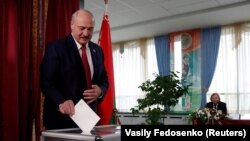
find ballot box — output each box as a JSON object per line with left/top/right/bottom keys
{"left": 40, "top": 125, "right": 121, "bottom": 141}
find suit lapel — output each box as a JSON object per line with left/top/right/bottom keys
{"left": 89, "top": 42, "right": 99, "bottom": 81}
{"left": 66, "top": 34, "right": 84, "bottom": 71}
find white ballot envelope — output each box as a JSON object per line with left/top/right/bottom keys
{"left": 70, "top": 99, "right": 100, "bottom": 134}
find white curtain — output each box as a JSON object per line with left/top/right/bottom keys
{"left": 113, "top": 39, "right": 158, "bottom": 112}
{"left": 208, "top": 22, "right": 250, "bottom": 114}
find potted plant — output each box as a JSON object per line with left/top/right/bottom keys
{"left": 130, "top": 71, "right": 189, "bottom": 125}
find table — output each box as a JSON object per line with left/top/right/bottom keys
{"left": 221, "top": 119, "right": 250, "bottom": 125}
{"left": 193, "top": 119, "right": 250, "bottom": 125}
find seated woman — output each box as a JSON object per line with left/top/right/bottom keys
{"left": 205, "top": 93, "right": 227, "bottom": 115}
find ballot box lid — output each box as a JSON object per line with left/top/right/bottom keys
{"left": 41, "top": 125, "right": 121, "bottom": 141}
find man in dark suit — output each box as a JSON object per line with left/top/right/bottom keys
{"left": 205, "top": 93, "right": 227, "bottom": 115}
{"left": 40, "top": 9, "right": 109, "bottom": 130}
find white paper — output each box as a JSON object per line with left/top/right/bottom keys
{"left": 70, "top": 99, "right": 100, "bottom": 133}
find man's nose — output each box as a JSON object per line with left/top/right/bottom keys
{"left": 83, "top": 29, "right": 89, "bottom": 36}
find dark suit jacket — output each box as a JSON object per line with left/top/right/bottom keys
{"left": 40, "top": 34, "right": 109, "bottom": 129}
{"left": 205, "top": 101, "right": 227, "bottom": 115}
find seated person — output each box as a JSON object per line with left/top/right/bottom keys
{"left": 205, "top": 93, "right": 227, "bottom": 115}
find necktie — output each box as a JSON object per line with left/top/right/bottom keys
{"left": 82, "top": 45, "right": 91, "bottom": 89}
{"left": 213, "top": 104, "right": 217, "bottom": 110}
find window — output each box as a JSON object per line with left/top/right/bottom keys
{"left": 113, "top": 39, "right": 158, "bottom": 112}
{"left": 208, "top": 23, "right": 250, "bottom": 114}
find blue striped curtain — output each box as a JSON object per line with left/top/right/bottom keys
{"left": 154, "top": 34, "right": 170, "bottom": 76}
{"left": 201, "top": 26, "right": 221, "bottom": 107}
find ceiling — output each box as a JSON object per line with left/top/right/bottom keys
{"left": 85, "top": 0, "right": 250, "bottom": 43}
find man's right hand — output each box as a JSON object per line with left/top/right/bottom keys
{"left": 58, "top": 100, "right": 75, "bottom": 116}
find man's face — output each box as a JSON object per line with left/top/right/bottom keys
{"left": 183, "top": 57, "right": 189, "bottom": 64}
{"left": 71, "top": 12, "right": 94, "bottom": 45}
{"left": 211, "top": 95, "right": 220, "bottom": 104}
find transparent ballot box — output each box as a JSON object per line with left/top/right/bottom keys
{"left": 40, "top": 125, "right": 121, "bottom": 141}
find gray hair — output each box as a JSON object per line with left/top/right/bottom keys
{"left": 210, "top": 93, "right": 220, "bottom": 101}
{"left": 71, "top": 9, "right": 95, "bottom": 25}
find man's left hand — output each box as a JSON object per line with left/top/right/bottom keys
{"left": 83, "top": 85, "right": 102, "bottom": 104}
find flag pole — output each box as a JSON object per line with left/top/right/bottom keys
{"left": 104, "top": 0, "right": 108, "bottom": 15}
